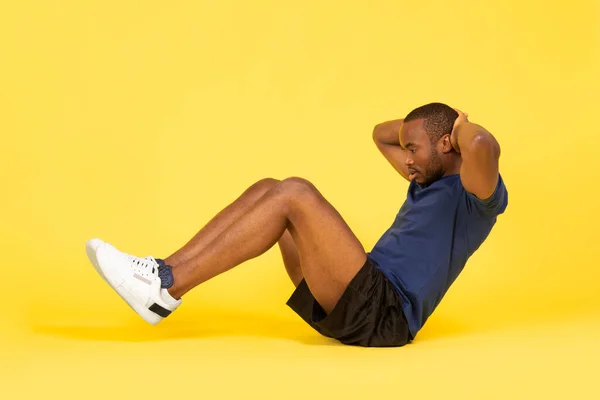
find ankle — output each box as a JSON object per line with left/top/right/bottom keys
{"left": 166, "top": 286, "right": 183, "bottom": 301}
{"left": 161, "top": 287, "right": 181, "bottom": 304}
{"left": 157, "top": 263, "right": 175, "bottom": 290}
{"left": 163, "top": 256, "right": 181, "bottom": 268}
{"left": 167, "top": 263, "right": 189, "bottom": 300}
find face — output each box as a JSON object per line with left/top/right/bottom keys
{"left": 399, "top": 119, "right": 447, "bottom": 186}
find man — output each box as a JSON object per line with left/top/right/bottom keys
{"left": 86, "top": 102, "right": 507, "bottom": 347}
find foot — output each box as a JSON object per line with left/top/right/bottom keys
{"left": 86, "top": 239, "right": 182, "bottom": 325}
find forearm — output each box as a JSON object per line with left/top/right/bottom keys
{"left": 372, "top": 119, "right": 410, "bottom": 181}
{"left": 372, "top": 119, "right": 404, "bottom": 145}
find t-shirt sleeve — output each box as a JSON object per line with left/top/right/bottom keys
{"left": 464, "top": 173, "right": 508, "bottom": 218}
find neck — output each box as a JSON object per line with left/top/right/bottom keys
{"left": 443, "top": 155, "right": 462, "bottom": 177}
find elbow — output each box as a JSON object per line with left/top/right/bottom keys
{"left": 372, "top": 123, "right": 382, "bottom": 137}
{"left": 470, "top": 133, "right": 501, "bottom": 160}
{"left": 372, "top": 124, "right": 383, "bottom": 141}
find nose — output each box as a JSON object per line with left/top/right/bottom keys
{"left": 405, "top": 156, "right": 414, "bottom": 166}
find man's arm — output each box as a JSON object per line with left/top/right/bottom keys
{"left": 450, "top": 111, "right": 501, "bottom": 199}
{"left": 372, "top": 119, "right": 410, "bottom": 181}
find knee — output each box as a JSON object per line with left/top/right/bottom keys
{"left": 240, "top": 178, "right": 281, "bottom": 202}
{"left": 272, "top": 177, "right": 322, "bottom": 217}
{"left": 250, "top": 178, "right": 281, "bottom": 193}
{"left": 277, "top": 177, "right": 319, "bottom": 198}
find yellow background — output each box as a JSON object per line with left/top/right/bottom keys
{"left": 2, "top": 0, "right": 599, "bottom": 398}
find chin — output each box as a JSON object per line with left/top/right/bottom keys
{"left": 419, "top": 176, "right": 438, "bottom": 187}
{"left": 415, "top": 177, "right": 427, "bottom": 185}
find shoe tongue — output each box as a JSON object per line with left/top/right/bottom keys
{"left": 154, "top": 258, "right": 166, "bottom": 268}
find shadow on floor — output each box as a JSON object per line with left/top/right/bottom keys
{"left": 30, "top": 309, "right": 342, "bottom": 346}
{"left": 30, "top": 304, "right": 585, "bottom": 346}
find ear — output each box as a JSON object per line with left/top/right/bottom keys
{"left": 440, "top": 134, "right": 453, "bottom": 153}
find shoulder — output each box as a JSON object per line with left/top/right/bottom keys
{"left": 459, "top": 173, "right": 508, "bottom": 217}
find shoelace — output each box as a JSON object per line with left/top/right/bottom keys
{"left": 127, "top": 254, "right": 160, "bottom": 277}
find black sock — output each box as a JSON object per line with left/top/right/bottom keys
{"left": 155, "top": 258, "right": 174, "bottom": 289}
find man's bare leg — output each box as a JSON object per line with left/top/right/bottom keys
{"left": 167, "top": 177, "right": 367, "bottom": 313}
{"left": 163, "top": 178, "right": 279, "bottom": 268}
{"left": 163, "top": 178, "right": 303, "bottom": 287}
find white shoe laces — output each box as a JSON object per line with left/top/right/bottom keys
{"left": 127, "top": 255, "right": 160, "bottom": 278}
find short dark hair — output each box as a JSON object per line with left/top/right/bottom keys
{"left": 404, "top": 102, "right": 458, "bottom": 142}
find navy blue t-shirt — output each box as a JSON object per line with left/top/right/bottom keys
{"left": 367, "top": 173, "right": 508, "bottom": 340}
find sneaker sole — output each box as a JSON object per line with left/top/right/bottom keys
{"left": 94, "top": 243, "right": 162, "bottom": 325}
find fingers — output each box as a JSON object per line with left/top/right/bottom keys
{"left": 453, "top": 108, "right": 469, "bottom": 124}
{"left": 453, "top": 108, "right": 468, "bottom": 117}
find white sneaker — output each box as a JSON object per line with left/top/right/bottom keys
{"left": 86, "top": 240, "right": 182, "bottom": 325}
{"left": 86, "top": 238, "right": 106, "bottom": 282}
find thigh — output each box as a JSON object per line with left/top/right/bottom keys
{"left": 280, "top": 177, "right": 367, "bottom": 314}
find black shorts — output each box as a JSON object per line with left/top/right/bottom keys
{"left": 286, "top": 257, "right": 412, "bottom": 347}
